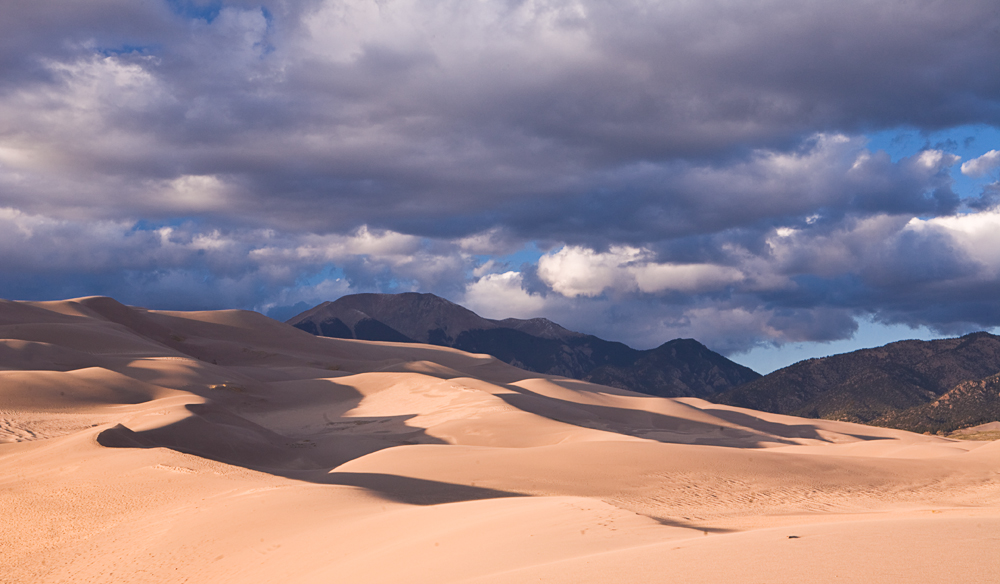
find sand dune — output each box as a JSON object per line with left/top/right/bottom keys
{"left": 2, "top": 297, "right": 999, "bottom": 583}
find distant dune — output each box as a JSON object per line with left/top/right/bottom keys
{"left": 2, "top": 297, "right": 999, "bottom": 583}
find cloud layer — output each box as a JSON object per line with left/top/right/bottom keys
{"left": 1, "top": 0, "right": 1000, "bottom": 355}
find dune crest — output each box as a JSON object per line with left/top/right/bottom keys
{"left": 2, "top": 297, "right": 999, "bottom": 583}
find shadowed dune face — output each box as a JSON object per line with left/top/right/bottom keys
{"left": 2, "top": 296, "right": 1000, "bottom": 584}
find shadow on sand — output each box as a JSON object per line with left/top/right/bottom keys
{"left": 96, "top": 401, "right": 526, "bottom": 506}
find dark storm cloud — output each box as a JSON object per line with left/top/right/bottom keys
{"left": 1, "top": 0, "right": 1000, "bottom": 352}
{"left": 489, "top": 138, "right": 963, "bottom": 246}
{"left": 3, "top": 0, "right": 997, "bottom": 226}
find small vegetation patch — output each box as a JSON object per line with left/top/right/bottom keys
{"left": 949, "top": 430, "right": 1000, "bottom": 441}
{"left": 209, "top": 382, "right": 245, "bottom": 393}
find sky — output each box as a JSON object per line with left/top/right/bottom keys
{"left": 2, "top": 0, "right": 1000, "bottom": 373}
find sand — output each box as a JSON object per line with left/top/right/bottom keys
{"left": 2, "top": 296, "right": 999, "bottom": 583}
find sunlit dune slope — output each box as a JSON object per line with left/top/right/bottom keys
{"left": 2, "top": 297, "right": 999, "bottom": 584}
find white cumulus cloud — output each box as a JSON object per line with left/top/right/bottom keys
{"left": 960, "top": 150, "right": 1000, "bottom": 177}
{"left": 462, "top": 271, "right": 548, "bottom": 318}
{"left": 905, "top": 209, "right": 1000, "bottom": 277}
{"left": 537, "top": 246, "right": 743, "bottom": 298}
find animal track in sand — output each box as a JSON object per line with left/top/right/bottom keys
{"left": 151, "top": 464, "right": 199, "bottom": 474}
{"left": 607, "top": 471, "right": 1000, "bottom": 521}
{"left": 0, "top": 414, "right": 107, "bottom": 443}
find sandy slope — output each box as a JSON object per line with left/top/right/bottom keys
{"left": 2, "top": 297, "right": 999, "bottom": 584}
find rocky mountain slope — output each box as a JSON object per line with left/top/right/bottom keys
{"left": 877, "top": 372, "right": 1000, "bottom": 434}
{"left": 287, "top": 293, "right": 760, "bottom": 398}
{"left": 710, "top": 332, "right": 1000, "bottom": 432}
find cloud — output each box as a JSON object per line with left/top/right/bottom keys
{"left": 537, "top": 246, "right": 640, "bottom": 298}
{"left": 462, "top": 271, "right": 548, "bottom": 319}
{"left": 0, "top": 1, "right": 999, "bottom": 355}
{"left": 961, "top": 150, "right": 1000, "bottom": 177}
{"left": 517, "top": 202, "right": 1000, "bottom": 351}
{"left": 537, "top": 246, "right": 743, "bottom": 297}
{"left": 904, "top": 210, "right": 1000, "bottom": 279}
{"left": 0, "top": 2, "right": 992, "bottom": 233}
{"left": 249, "top": 226, "right": 473, "bottom": 293}
{"left": 0, "top": 207, "right": 474, "bottom": 308}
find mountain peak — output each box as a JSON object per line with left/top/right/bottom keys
{"left": 288, "top": 293, "right": 759, "bottom": 398}
{"left": 287, "top": 292, "right": 496, "bottom": 345}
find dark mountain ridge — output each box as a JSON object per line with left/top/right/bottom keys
{"left": 879, "top": 371, "right": 1000, "bottom": 434}
{"left": 288, "top": 293, "right": 761, "bottom": 398}
{"left": 710, "top": 332, "right": 1000, "bottom": 432}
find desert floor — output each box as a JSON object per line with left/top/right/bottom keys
{"left": 2, "top": 297, "right": 999, "bottom": 583}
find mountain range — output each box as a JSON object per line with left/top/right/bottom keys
{"left": 289, "top": 294, "right": 1000, "bottom": 434}
{"left": 710, "top": 332, "right": 1000, "bottom": 434}
{"left": 287, "top": 293, "right": 761, "bottom": 398}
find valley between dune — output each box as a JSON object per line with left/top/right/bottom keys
{"left": 2, "top": 297, "right": 999, "bottom": 584}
